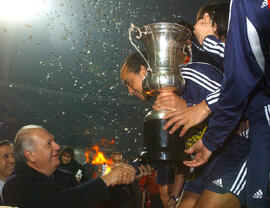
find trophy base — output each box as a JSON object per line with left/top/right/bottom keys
{"left": 141, "top": 110, "right": 185, "bottom": 165}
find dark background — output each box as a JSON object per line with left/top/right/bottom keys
{"left": 0, "top": 0, "right": 228, "bottom": 160}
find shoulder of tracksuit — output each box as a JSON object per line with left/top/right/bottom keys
{"left": 181, "top": 62, "right": 223, "bottom": 105}
{"left": 202, "top": 35, "right": 225, "bottom": 68}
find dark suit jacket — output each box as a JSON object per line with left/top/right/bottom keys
{"left": 100, "top": 181, "right": 142, "bottom": 208}
{"left": 2, "top": 162, "right": 110, "bottom": 208}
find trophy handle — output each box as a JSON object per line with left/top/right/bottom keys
{"left": 128, "top": 24, "right": 151, "bottom": 71}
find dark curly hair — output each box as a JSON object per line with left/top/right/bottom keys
{"left": 59, "top": 146, "right": 74, "bottom": 160}
{"left": 197, "top": 3, "right": 229, "bottom": 41}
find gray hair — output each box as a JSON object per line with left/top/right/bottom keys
{"left": 14, "top": 125, "right": 45, "bottom": 163}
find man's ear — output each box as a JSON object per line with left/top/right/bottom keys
{"left": 139, "top": 65, "right": 147, "bottom": 77}
{"left": 24, "top": 150, "right": 36, "bottom": 163}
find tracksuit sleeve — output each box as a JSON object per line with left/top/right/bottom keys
{"left": 202, "top": 35, "right": 225, "bottom": 67}
{"left": 181, "top": 64, "right": 222, "bottom": 106}
{"left": 202, "top": 0, "right": 270, "bottom": 152}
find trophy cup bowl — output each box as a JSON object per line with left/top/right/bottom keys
{"left": 129, "top": 22, "right": 191, "bottom": 164}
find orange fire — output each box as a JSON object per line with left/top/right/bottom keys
{"left": 91, "top": 145, "right": 112, "bottom": 165}
{"left": 100, "top": 138, "right": 115, "bottom": 146}
{"left": 91, "top": 145, "right": 112, "bottom": 175}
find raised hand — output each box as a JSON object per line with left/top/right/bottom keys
{"left": 183, "top": 139, "right": 212, "bottom": 167}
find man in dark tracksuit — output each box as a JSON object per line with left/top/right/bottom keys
{"left": 203, "top": 1, "right": 270, "bottom": 207}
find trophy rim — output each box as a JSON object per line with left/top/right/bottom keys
{"left": 139, "top": 22, "right": 192, "bottom": 46}
{"left": 140, "top": 22, "right": 192, "bottom": 36}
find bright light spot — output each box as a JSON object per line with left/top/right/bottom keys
{"left": 159, "top": 36, "right": 168, "bottom": 63}
{"left": 0, "top": 0, "right": 46, "bottom": 21}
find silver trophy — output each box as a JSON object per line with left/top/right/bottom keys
{"left": 129, "top": 22, "right": 191, "bottom": 163}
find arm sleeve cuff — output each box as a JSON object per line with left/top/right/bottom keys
{"left": 205, "top": 98, "right": 216, "bottom": 112}
{"left": 202, "top": 137, "right": 218, "bottom": 152}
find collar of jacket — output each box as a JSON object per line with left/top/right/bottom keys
{"left": 15, "top": 162, "right": 53, "bottom": 185}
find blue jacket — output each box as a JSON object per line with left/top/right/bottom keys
{"left": 202, "top": 0, "right": 270, "bottom": 151}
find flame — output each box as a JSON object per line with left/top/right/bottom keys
{"left": 91, "top": 145, "right": 112, "bottom": 174}
{"left": 100, "top": 138, "right": 115, "bottom": 146}
{"left": 84, "top": 145, "right": 113, "bottom": 176}
{"left": 91, "top": 145, "right": 112, "bottom": 165}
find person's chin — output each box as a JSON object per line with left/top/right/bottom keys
{"left": 53, "top": 157, "right": 60, "bottom": 165}
{"left": 7, "top": 168, "right": 14, "bottom": 175}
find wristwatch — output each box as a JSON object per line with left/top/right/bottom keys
{"left": 170, "top": 194, "right": 179, "bottom": 202}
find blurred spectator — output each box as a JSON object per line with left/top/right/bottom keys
{"left": 0, "top": 140, "right": 15, "bottom": 205}
{"left": 58, "top": 146, "right": 82, "bottom": 182}
{"left": 111, "top": 152, "right": 123, "bottom": 164}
